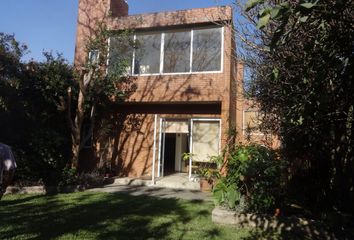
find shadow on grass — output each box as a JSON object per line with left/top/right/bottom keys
{"left": 229, "top": 213, "right": 354, "bottom": 240}
{"left": 0, "top": 192, "right": 216, "bottom": 240}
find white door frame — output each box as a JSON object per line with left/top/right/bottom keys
{"left": 157, "top": 118, "right": 163, "bottom": 177}
{"left": 157, "top": 118, "right": 222, "bottom": 181}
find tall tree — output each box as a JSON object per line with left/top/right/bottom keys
{"left": 0, "top": 33, "right": 73, "bottom": 185}
{"left": 246, "top": 0, "right": 354, "bottom": 213}
{"left": 66, "top": 25, "right": 134, "bottom": 169}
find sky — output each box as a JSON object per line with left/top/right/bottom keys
{"left": 0, "top": 0, "right": 233, "bottom": 63}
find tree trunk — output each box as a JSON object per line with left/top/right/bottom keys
{"left": 71, "top": 133, "right": 81, "bottom": 169}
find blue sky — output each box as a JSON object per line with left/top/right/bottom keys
{"left": 0, "top": 0, "right": 233, "bottom": 63}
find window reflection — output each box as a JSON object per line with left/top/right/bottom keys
{"left": 134, "top": 33, "right": 161, "bottom": 74}
{"left": 109, "top": 27, "right": 223, "bottom": 75}
{"left": 192, "top": 28, "right": 222, "bottom": 72}
{"left": 164, "top": 31, "right": 191, "bottom": 73}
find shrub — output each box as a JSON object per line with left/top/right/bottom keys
{"left": 57, "top": 167, "right": 105, "bottom": 191}
{"left": 213, "top": 144, "right": 287, "bottom": 214}
{"left": 58, "top": 167, "right": 78, "bottom": 190}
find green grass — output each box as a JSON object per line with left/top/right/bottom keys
{"left": 0, "top": 192, "right": 268, "bottom": 240}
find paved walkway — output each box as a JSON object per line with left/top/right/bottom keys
{"left": 88, "top": 184, "right": 212, "bottom": 201}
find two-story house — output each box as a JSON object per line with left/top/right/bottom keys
{"left": 74, "top": 0, "right": 272, "bottom": 182}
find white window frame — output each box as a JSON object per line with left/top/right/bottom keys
{"left": 88, "top": 49, "right": 100, "bottom": 65}
{"left": 162, "top": 29, "right": 192, "bottom": 75}
{"left": 109, "top": 26, "right": 224, "bottom": 76}
{"left": 191, "top": 26, "right": 224, "bottom": 74}
{"left": 189, "top": 118, "right": 222, "bottom": 180}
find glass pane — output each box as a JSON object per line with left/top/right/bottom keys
{"left": 88, "top": 50, "right": 99, "bottom": 65}
{"left": 109, "top": 35, "right": 134, "bottom": 75}
{"left": 192, "top": 28, "right": 222, "bottom": 72}
{"left": 163, "top": 31, "right": 191, "bottom": 73}
{"left": 134, "top": 33, "right": 161, "bottom": 74}
{"left": 192, "top": 121, "right": 220, "bottom": 162}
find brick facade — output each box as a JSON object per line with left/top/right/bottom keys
{"left": 75, "top": 0, "right": 266, "bottom": 177}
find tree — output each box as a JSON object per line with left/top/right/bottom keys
{"left": 245, "top": 0, "right": 354, "bottom": 213}
{"left": 0, "top": 33, "right": 73, "bottom": 185}
{"left": 65, "top": 24, "right": 135, "bottom": 169}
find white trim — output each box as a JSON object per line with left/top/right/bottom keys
{"left": 157, "top": 117, "right": 162, "bottom": 177}
{"left": 189, "top": 29, "right": 194, "bottom": 74}
{"left": 106, "top": 38, "right": 111, "bottom": 67}
{"left": 129, "top": 26, "right": 223, "bottom": 76}
{"left": 132, "top": 70, "right": 223, "bottom": 77}
{"left": 152, "top": 114, "right": 157, "bottom": 185}
{"left": 105, "top": 38, "right": 111, "bottom": 75}
{"left": 160, "top": 33, "right": 165, "bottom": 74}
{"left": 132, "top": 34, "right": 136, "bottom": 75}
{"left": 189, "top": 119, "right": 193, "bottom": 180}
{"left": 161, "top": 119, "right": 166, "bottom": 177}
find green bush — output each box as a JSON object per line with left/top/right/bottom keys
{"left": 213, "top": 144, "right": 287, "bottom": 213}
{"left": 58, "top": 167, "right": 78, "bottom": 189}
{"left": 58, "top": 167, "right": 105, "bottom": 191}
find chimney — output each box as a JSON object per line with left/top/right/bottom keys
{"left": 74, "top": 0, "right": 129, "bottom": 66}
{"left": 110, "top": 0, "right": 129, "bottom": 17}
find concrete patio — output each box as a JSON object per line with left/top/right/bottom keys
{"left": 108, "top": 173, "right": 200, "bottom": 190}
{"left": 88, "top": 173, "right": 210, "bottom": 201}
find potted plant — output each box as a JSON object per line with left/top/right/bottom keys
{"left": 198, "top": 166, "right": 218, "bottom": 192}
{"left": 183, "top": 153, "right": 222, "bottom": 192}
{"left": 197, "top": 156, "right": 222, "bottom": 192}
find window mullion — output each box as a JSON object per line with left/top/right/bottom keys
{"left": 132, "top": 34, "right": 136, "bottom": 75}
{"left": 160, "top": 33, "right": 165, "bottom": 74}
{"left": 106, "top": 37, "right": 111, "bottom": 75}
{"left": 190, "top": 29, "right": 193, "bottom": 73}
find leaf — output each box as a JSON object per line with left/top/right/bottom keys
{"left": 257, "top": 13, "right": 271, "bottom": 29}
{"left": 245, "top": 0, "right": 263, "bottom": 11}
{"left": 299, "top": 16, "right": 309, "bottom": 22}
{"left": 280, "top": 2, "right": 290, "bottom": 8}
{"left": 213, "top": 189, "right": 224, "bottom": 205}
{"left": 300, "top": 2, "right": 316, "bottom": 9}
{"left": 226, "top": 186, "right": 240, "bottom": 209}
{"left": 271, "top": 6, "right": 281, "bottom": 18}
{"left": 272, "top": 68, "right": 279, "bottom": 80}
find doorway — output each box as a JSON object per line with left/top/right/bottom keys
{"left": 159, "top": 120, "right": 189, "bottom": 177}
{"left": 157, "top": 118, "right": 221, "bottom": 179}
{"left": 163, "top": 133, "right": 176, "bottom": 175}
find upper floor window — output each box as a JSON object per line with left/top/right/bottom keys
{"left": 192, "top": 28, "right": 222, "bottom": 72}
{"left": 164, "top": 30, "right": 191, "bottom": 73}
{"left": 109, "top": 26, "right": 223, "bottom": 76}
{"left": 109, "top": 35, "right": 134, "bottom": 75}
{"left": 134, "top": 33, "right": 161, "bottom": 74}
{"left": 88, "top": 50, "right": 100, "bottom": 65}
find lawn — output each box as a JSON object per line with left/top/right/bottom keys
{"left": 0, "top": 192, "right": 271, "bottom": 240}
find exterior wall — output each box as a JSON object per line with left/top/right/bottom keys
{"left": 234, "top": 62, "right": 280, "bottom": 148}
{"left": 101, "top": 105, "right": 222, "bottom": 177}
{"left": 115, "top": 113, "right": 155, "bottom": 177}
{"left": 75, "top": 1, "right": 237, "bottom": 176}
{"left": 108, "top": 6, "right": 232, "bottom": 30}
{"left": 74, "top": 0, "right": 128, "bottom": 66}
{"left": 110, "top": 7, "right": 235, "bottom": 177}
